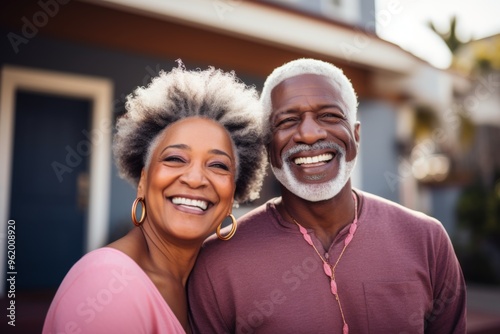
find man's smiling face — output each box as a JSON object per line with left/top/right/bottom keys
{"left": 268, "top": 73, "right": 360, "bottom": 202}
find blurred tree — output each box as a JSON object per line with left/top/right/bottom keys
{"left": 456, "top": 174, "right": 500, "bottom": 285}
{"left": 429, "top": 14, "right": 500, "bottom": 287}
{"left": 412, "top": 104, "right": 440, "bottom": 141}
{"left": 471, "top": 37, "right": 500, "bottom": 73}
{"left": 428, "top": 16, "right": 466, "bottom": 54}
{"left": 432, "top": 16, "right": 500, "bottom": 74}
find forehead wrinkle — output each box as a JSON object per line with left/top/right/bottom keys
{"left": 159, "top": 143, "right": 190, "bottom": 155}
{"left": 271, "top": 77, "right": 348, "bottom": 115}
{"left": 159, "top": 143, "right": 234, "bottom": 162}
{"left": 273, "top": 101, "right": 347, "bottom": 121}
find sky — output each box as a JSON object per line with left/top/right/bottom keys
{"left": 375, "top": 0, "right": 500, "bottom": 68}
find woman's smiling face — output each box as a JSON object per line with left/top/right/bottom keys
{"left": 138, "top": 117, "right": 236, "bottom": 243}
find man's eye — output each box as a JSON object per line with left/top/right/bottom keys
{"left": 275, "top": 117, "right": 297, "bottom": 127}
{"left": 320, "top": 112, "right": 345, "bottom": 121}
{"left": 322, "top": 112, "right": 343, "bottom": 118}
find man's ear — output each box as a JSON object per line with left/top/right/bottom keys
{"left": 137, "top": 169, "right": 146, "bottom": 198}
{"left": 354, "top": 121, "right": 361, "bottom": 145}
{"left": 265, "top": 143, "right": 275, "bottom": 168}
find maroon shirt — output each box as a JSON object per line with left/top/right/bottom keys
{"left": 188, "top": 190, "right": 466, "bottom": 333}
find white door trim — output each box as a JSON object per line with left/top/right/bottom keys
{"left": 0, "top": 65, "right": 113, "bottom": 295}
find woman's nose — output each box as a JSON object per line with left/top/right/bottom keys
{"left": 179, "top": 164, "right": 208, "bottom": 188}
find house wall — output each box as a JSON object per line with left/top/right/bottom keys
{"left": 430, "top": 186, "right": 461, "bottom": 237}
{"left": 358, "top": 100, "right": 400, "bottom": 203}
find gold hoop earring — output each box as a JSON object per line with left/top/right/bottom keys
{"left": 131, "top": 197, "right": 146, "bottom": 226}
{"left": 217, "top": 214, "right": 237, "bottom": 241}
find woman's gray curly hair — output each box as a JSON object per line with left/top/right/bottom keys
{"left": 113, "top": 62, "right": 267, "bottom": 204}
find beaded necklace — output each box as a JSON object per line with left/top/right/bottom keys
{"left": 287, "top": 191, "right": 358, "bottom": 334}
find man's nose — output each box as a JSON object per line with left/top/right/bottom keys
{"left": 293, "top": 113, "right": 327, "bottom": 144}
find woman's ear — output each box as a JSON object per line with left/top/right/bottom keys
{"left": 137, "top": 169, "right": 146, "bottom": 198}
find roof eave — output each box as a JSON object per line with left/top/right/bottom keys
{"left": 82, "top": 0, "right": 423, "bottom": 74}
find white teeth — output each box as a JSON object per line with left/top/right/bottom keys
{"left": 294, "top": 153, "right": 333, "bottom": 165}
{"left": 171, "top": 197, "right": 208, "bottom": 210}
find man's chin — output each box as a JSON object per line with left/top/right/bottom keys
{"left": 274, "top": 172, "right": 341, "bottom": 202}
{"left": 272, "top": 163, "right": 352, "bottom": 202}
{"left": 292, "top": 183, "right": 341, "bottom": 202}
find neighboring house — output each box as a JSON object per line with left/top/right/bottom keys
{"left": 0, "top": 0, "right": 454, "bottom": 295}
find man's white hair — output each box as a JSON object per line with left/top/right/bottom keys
{"left": 260, "top": 58, "right": 358, "bottom": 142}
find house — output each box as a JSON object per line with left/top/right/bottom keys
{"left": 0, "top": 0, "right": 452, "bottom": 296}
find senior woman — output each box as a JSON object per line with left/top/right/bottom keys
{"left": 43, "top": 63, "right": 267, "bottom": 333}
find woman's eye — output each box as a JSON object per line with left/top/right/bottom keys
{"left": 210, "top": 162, "right": 230, "bottom": 171}
{"left": 163, "top": 156, "right": 185, "bottom": 163}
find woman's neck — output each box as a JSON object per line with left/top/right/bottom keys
{"left": 138, "top": 224, "right": 200, "bottom": 286}
{"left": 115, "top": 226, "right": 198, "bottom": 333}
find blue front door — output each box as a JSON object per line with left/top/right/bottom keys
{"left": 9, "top": 90, "right": 91, "bottom": 290}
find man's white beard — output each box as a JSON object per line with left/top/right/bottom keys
{"left": 271, "top": 142, "right": 357, "bottom": 202}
